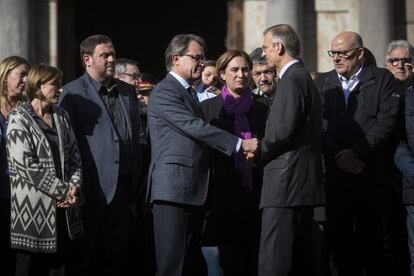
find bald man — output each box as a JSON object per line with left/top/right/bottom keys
{"left": 314, "top": 32, "right": 400, "bottom": 276}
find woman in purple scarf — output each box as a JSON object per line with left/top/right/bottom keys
{"left": 201, "top": 49, "right": 269, "bottom": 276}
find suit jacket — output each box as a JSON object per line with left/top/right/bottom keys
{"left": 60, "top": 73, "right": 141, "bottom": 206}
{"left": 315, "top": 67, "right": 399, "bottom": 189}
{"left": 147, "top": 73, "right": 239, "bottom": 206}
{"left": 260, "top": 62, "right": 325, "bottom": 208}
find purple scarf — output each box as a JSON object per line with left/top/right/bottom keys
{"left": 221, "top": 85, "right": 254, "bottom": 191}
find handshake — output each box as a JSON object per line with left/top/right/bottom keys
{"left": 57, "top": 184, "right": 79, "bottom": 208}
{"left": 242, "top": 138, "right": 259, "bottom": 163}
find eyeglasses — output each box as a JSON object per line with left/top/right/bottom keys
{"left": 121, "top": 72, "right": 142, "bottom": 81}
{"left": 262, "top": 42, "right": 280, "bottom": 52}
{"left": 181, "top": 54, "right": 206, "bottom": 63}
{"left": 327, "top": 48, "right": 360, "bottom": 58}
{"left": 386, "top": 57, "right": 412, "bottom": 67}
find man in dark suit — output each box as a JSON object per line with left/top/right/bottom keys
{"left": 147, "top": 34, "right": 258, "bottom": 276}
{"left": 257, "top": 24, "right": 325, "bottom": 276}
{"left": 59, "top": 35, "right": 141, "bottom": 275}
{"left": 314, "top": 31, "right": 400, "bottom": 276}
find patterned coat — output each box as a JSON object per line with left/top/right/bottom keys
{"left": 6, "top": 102, "right": 82, "bottom": 253}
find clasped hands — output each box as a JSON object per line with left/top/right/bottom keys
{"left": 57, "top": 184, "right": 78, "bottom": 208}
{"left": 335, "top": 149, "right": 365, "bottom": 174}
{"left": 242, "top": 138, "right": 259, "bottom": 166}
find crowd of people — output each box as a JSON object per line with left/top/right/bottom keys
{"left": 1, "top": 23, "right": 414, "bottom": 276}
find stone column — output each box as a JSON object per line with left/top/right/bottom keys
{"left": 359, "top": 0, "right": 393, "bottom": 66}
{"left": 315, "top": 0, "right": 360, "bottom": 72}
{"left": 0, "top": 0, "right": 29, "bottom": 61}
{"left": 243, "top": 0, "right": 267, "bottom": 54}
{"left": 266, "top": 0, "right": 303, "bottom": 43}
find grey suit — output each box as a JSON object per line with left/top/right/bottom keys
{"left": 148, "top": 73, "right": 238, "bottom": 276}
{"left": 259, "top": 62, "right": 325, "bottom": 276}
{"left": 60, "top": 72, "right": 141, "bottom": 275}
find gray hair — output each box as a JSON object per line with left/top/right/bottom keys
{"left": 386, "top": 40, "right": 414, "bottom": 60}
{"left": 115, "top": 58, "right": 139, "bottom": 75}
{"left": 165, "top": 34, "right": 206, "bottom": 71}
{"left": 249, "top": 47, "right": 267, "bottom": 65}
{"left": 263, "top": 24, "right": 300, "bottom": 58}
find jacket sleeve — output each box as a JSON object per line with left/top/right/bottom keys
{"left": 62, "top": 110, "right": 82, "bottom": 189}
{"left": 395, "top": 141, "right": 414, "bottom": 187}
{"left": 351, "top": 74, "right": 400, "bottom": 159}
{"left": 149, "top": 84, "right": 239, "bottom": 156}
{"left": 314, "top": 76, "right": 342, "bottom": 159}
{"left": 260, "top": 77, "right": 304, "bottom": 164}
{"left": 6, "top": 112, "right": 69, "bottom": 201}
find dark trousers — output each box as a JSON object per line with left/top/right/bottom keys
{"left": 152, "top": 201, "right": 207, "bottom": 276}
{"left": 326, "top": 172, "right": 394, "bottom": 276}
{"left": 15, "top": 251, "right": 66, "bottom": 276}
{"left": 0, "top": 198, "right": 15, "bottom": 276}
{"left": 81, "top": 184, "right": 131, "bottom": 276}
{"left": 258, "top": 207, "right": 316, "bottom": 276}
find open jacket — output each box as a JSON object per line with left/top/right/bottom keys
{"left": 6, "top": 102, "right": 82, "bottom": 253}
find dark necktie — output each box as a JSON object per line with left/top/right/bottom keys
{"left": 187, "top": 86, "right": 199, "bottom": 105}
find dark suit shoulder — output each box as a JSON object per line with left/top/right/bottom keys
{"left": 200, "top": 95, "right": 222, "bottom": 122}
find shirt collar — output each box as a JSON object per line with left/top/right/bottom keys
{"left": 279, "top": 59, "right": 300, "bottom": 79}
{"left": 337, "top": 66, "right": 363, "bottom": 82}
{"left": 169, "top": 71, "right": 190, "bottom": 90}
{"left": 86, "top": 73, "right": 118, "bottom": 93}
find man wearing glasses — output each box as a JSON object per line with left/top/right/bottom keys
{"left": 147, "top": 34, "right": 258, "bottom": 276}
{"left": 385, "top": 40, "right": 414, "bottom": 93}
{"left": 392, "top": 39, "right": 414, "bottom": 276}
{"left": 114, "top": 58, "right": 142, "bottom": 90}
{"left": 314, "top": 32, "right": 400, "bottom": 276}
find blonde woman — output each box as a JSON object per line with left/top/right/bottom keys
{"left": 0, "top": 55, "right": 30, "bottom": 275}
{"left": 6, "top": 64, "right": 82, "bottom": 276}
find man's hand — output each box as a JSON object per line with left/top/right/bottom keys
{"left": 242, "top": 138, "right": 258, "bottom": 153}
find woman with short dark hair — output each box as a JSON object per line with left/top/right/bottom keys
{"left": 6, "top": 64, "right": 82, "bottom": 276}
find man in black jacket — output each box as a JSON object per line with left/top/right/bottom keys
{"left": 314, "top": 31, "right": 400, "bottom": 276}
{"left": 258, "top": 24, "right": 325, "bottom": 276}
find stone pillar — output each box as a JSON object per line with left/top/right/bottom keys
{"left": 0, "top": 0, "right": 29, "bottom": 61}
{"left": 359, "top": 0, "right": 393, "bottom": 67}
{"left": 315, "top": 0, "right": 360, "bottom": 72}
{"left": 243, "top": 0, "right": 267, "bottom": 54}
{"left": 407, "top": 0, "right": 414, "bottom": 48}
{"left": 266, "top": 0, "right": 303, "bottom": 43}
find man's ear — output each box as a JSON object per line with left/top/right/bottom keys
{"left": 83, "top": 54, "right": 92, "bottom": 68}
{"left": 358, "top": 48, "right": 365, "bottom": 62}
{"left": 172, "top": 55, "right": 181, "bottom": 67}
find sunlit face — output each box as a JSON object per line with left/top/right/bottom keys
{"left": 330, "top": 34, "right": 363, "bottom": 78}
{"left": 386, "top": 47, "right": 413, "bottom": 82}
{"left": 118, "top": 64, "right": 141, "bottom": 89}
{"left": 220, "top": 56, "right": 250, "bottom": 95}
{"left": 6, "top": 64, "right": 29, "bottom": 99}
{"left": 84, "top": 43, "right": 116, "bottom": 82}
{"left": 262, "top": 32, "right": 278, "bottom": 68}
{"left": 173, "top": 40, "right": 205, "bottom": 82}
{"left": 40, "top": 78, "right": 62, "bottom": 105}
{"left": 251, "top": 63, "right": 277, "bottom": 94}
{"left": 201, "top": 65, "right": 217, "bottom": 87}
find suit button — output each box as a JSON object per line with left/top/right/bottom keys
{"left": 114, "top": 160, "right": 119, "bottom": 164}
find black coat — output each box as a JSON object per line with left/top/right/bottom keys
{"left": 201, "top": 94, "right": 268, "bottom": 241}
{"left": 260, "top": 62, "right": 325, "bottom": 208}
{"left": 315, "top": 66, "right": 400, "bottom": 191}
